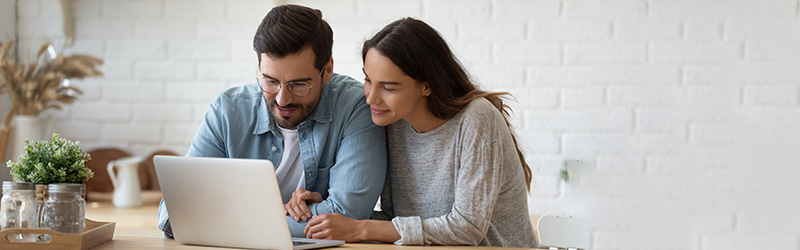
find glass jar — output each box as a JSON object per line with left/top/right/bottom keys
{"left": 1, "top": 181, "right": 37, "bottom": 242}
{"left": 39, "top": 183, "right": 85, "bottom": 234}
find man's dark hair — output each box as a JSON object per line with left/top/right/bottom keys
{"left": 253, "top": 4, "right": 333, "bottom": 71}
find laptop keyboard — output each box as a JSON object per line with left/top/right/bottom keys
{"left": 293, "top": 240, "right": 316, "bottom": 246}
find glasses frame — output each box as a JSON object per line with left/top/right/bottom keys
{"left": 257, "top": 68, "right": 325, "bottom": 97}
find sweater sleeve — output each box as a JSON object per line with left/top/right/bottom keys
{"left": 391, "top": 105, "right": 505, "bottom": 246}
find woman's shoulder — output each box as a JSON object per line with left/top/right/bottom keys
{"left": 458, "top": 97, "right": 506, "bottom": 126}
{"left": 465, "top": 97, "right": 498, "bottom": 112}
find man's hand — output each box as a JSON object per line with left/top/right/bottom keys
{"left": 284, "top": 188, "right": 323, "bottom": 222}
{"left": 304, "top": 213, "right": 364, "bottom": 242}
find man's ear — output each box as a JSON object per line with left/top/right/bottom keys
{"left": 323, "top": 57, "right": 334, "bottom": 83}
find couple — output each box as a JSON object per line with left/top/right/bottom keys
{"left": 157, "top": 4, "right": 537, "bottom": 248}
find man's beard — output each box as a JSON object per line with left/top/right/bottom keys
{"left": 267, "top": 98, "right": 319, "bottom": 129}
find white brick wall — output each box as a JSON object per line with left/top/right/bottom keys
{"left": 163, "top": 1, "right": 226, "bottom": 19}
{"left": 564, "top": 42, "right": 647, "bottom": 64}
{"left": 651, "top": 41, "right": 742, "bottom": 63}
{"left": 7, "top": 0, "right": 800, "bottom": 249}
{"left": 495, "top": 42, "right": 561, "bottom": 64}
{"left": 530, "top": 20, "right": 611, "bottom": 41}
{"left": 564, "top": 0, "right": 647, "bottom": 19}
{"left": 106, "top": 40, "right": 167, "bottom": 60}
{"left": 651, "top": 0, "right": 797, "bottom": 20}
{"left": 615, "top": 20, "right": 681, "bottom": 40}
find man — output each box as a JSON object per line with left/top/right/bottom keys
{"left": 157, "top": 4, "right": 387, "bottom": 237}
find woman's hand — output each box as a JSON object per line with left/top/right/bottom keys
{"left": 304, "top": 213, "right": 365, "bottom": 242}
{"left": 284, "top": 188, "right": 323, "bottom": 222}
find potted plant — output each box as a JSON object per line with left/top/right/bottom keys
{"left": 6, "top": 133, "right": 94, "bottom": 203}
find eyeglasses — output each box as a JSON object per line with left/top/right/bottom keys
{"left": 257, "top": 68, "right": 324, "bottom": 97}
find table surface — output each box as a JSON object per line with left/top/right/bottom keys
{"left": 86, "top": 202, "right": 539, "bottom": 250}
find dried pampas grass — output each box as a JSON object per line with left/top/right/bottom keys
{"left": 0, "top": 39, "right": 103, "bottom": 162}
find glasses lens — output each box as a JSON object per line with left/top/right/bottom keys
{"left": 291, "top": 82, "right": 313, "bottom": 97}
{"left": 257, "top": 75, "right": 317, "bottom": 96}
{"left": 258, "top": 78, "right": 279, "bottom": 93}
{"left": 294, "top": 89, "right": 310, "bottom": 97}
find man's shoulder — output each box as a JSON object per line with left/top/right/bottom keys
{"left": 204, "top": 83, "right": 264, "bottom": 124}
{"left": 322, "top": 73, "right": 367, "bottom": 108}
{"left": 309, "top": 73, "right": 371, "bottom": 127}
{"left": 211, "top": 82, "right": 262, "bottom": 107}
{"left": 326, "top": 73, "right": 364, "bottom": 98}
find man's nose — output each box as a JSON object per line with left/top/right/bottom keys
{"left": 275, "top": 85, "right": 293, "bottom": 106}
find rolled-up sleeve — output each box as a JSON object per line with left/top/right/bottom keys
{"left": 157, "top": 199, "right": 173, "bottom": 238}
{"left": 286, "top": 99, "right": 387, "bottom": 236}
{"left": 392, "top": 216, "right": 423, "bottom": 245}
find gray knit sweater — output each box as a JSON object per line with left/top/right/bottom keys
{"left": 371, "top": 98, "right": 538, "bottom": 248}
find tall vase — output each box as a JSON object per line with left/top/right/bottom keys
{"left": 11, "top": 115, "right": 43, "bottom": 162}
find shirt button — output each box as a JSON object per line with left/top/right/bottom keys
{"left": 306, "top": 172, "right": 311, "bottom": 177}
{"left": 271, "top": 146, "right": 277, "bottom": 151}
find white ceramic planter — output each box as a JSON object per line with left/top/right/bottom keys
{"left": 11, "top": 115, "right": 43, "bottom": 161}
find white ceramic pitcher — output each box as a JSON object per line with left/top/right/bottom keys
{"left": 107, "top": 156, "right": 143, "bottom": 207}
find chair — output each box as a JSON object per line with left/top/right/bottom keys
{"left": 530, "top": 214, "right": 543, "bottom": 243}
{"left": 535, "top": 214, "right": 590, "bottom": 250}
{"left": 139, "top": 149, "right": 179, "bottom": 191}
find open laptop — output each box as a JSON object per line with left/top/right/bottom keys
{"left": 154, "top": 155, "right": 345, "bottom": 250}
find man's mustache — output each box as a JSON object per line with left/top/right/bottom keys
{"left": 271, "top": 101, "right": 299, "bottom": 109}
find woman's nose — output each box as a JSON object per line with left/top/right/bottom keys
{"left": 365, "top": 86, "right": 380, "bottom": 105}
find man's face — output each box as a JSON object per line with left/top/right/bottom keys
{"left": 259, "top": 47, "right": 327, "bottom": 129}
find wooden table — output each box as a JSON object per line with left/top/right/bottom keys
{"left": 95, "top": 236, "right": 539, "bottom": 250}
{"left": 87, "top": 202, "right": 538, "bottom": 250}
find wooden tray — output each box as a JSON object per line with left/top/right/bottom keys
{"left": 0, "top": 219, "right": 115, "bottom": 250}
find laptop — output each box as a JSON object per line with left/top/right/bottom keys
{"left": 154, "top": 155, "right": 345, "bottom": 250}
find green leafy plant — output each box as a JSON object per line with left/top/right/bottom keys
{"left": 6, "top": 133, "right": 94, "bottom": 184}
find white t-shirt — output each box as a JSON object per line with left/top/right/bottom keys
{"left": 275, "top": 127, "right": 306, "bottom": 204}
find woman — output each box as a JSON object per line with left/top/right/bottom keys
{"left": 298, "top": 18, "right": 537, "bottom": 247}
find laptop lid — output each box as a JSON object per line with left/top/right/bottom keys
{"left": 155, "top": 155, "right": 342, "bottom": 250}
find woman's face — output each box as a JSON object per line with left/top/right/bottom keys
{"left": 362, "top": 48, "right": 430, "bottom": 126}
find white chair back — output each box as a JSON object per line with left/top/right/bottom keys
{"left": 536, "top": 214, "right": 590, "bottom": 249}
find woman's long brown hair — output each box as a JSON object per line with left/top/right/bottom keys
{"left": 362, "top": 18, "right": 532, "bottom": 190}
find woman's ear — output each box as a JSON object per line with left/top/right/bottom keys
{"left": 422, "top": 82, "right": 431, "bottom": 96}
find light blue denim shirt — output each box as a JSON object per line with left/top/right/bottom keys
{"left": 157, "top": 73, "right": 387, "bottom": 237}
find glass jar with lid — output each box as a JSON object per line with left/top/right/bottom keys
{"left": 1, "top": 181, "right": 38, "bottom": 242}
{"left": 39, "top": 183, "right": 85, "bottom": 233}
